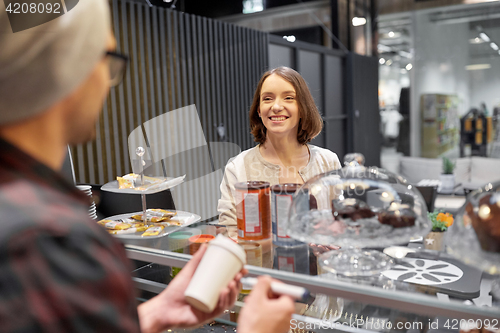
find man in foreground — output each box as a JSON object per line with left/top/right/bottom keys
{"left": 0, "top": 0, "right": 295, "bottom": 332}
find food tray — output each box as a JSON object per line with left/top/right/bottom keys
{"left": 103, "top": 210, "right": 201, "bottom": 239}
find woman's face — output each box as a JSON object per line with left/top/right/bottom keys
{"left": 258, "top": 74, "right": 300, "bottom": 140}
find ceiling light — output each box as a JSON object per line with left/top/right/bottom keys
{"left": 352, "top": 17, "right": 367, "bottom": 26}
{"left": 386, "top": 59, "right": 393, "bottom": 66}
{"left": 490, "top": 43, "right": 499, "bottom": 51}
{"left": 465, "top": 64, "right": 491, "bottom": 71}
{"left": 379, "top": 58, "right": 386, "bottom": 65}
{"left": 283, "top": 35, "right": 296, "bottom": 43}
{"left": 479, "top": 32, "right": 490, "bottom": 42}
{"left": 385, "top": 31, "right": 401, "bottom": 38}
{"left": 406, "top": 63, "right": 413, "bottom": 71}
{"left": 469, "top": 37, "right": 484, "bottom": 44}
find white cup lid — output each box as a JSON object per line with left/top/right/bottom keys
{"left": 210, "top": 234, "right": 246, "bottom": 264}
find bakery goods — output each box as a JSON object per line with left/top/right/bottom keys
{"left": 131, "top": 208, "right": 177, "bottom": 223}
{"left": 332, "top": 198, "right": 375, "bottom": 221}
{"left": 466, "top": 193, "right": 500, "bottom": 253}
{"left": 378, "top": 203, "right": 416, "bottom": 228}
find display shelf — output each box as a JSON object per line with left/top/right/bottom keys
{"left": 122, "top": 216, "right": 500, "bottom": 333}
{"left": 421, "top": 94, "right": 460, "bottom": 158}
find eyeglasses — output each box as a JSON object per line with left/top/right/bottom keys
{"left": 106, "top": 51, "right": 128, "bottom": 87}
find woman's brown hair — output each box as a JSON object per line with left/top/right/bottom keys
{"left": 249, "top": 66, "right": 323, "bottom": 145}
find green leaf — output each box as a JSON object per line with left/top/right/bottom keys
{"left": 427, "top": 210, "right": 448, "bottom": 231}
{"left": 442, "top": 157, "right": 456, "bottom": 174}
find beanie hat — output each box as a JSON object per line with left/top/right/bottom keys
{"left": 0, "top": 0, "right": 110, "bottom": 125}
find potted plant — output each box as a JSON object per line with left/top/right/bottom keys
{"left": 440, "top": 157, "right": 456, "bottom": 194}
{"left": 425, "top": 210, "right": 454, "bottom": 250}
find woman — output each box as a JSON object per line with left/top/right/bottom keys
{"left": 218, "top": 66, "right": 341, "bottom": 226}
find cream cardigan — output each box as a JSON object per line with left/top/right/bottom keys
{"left": 217, "top": 144, "right": 341, "bottom": 226}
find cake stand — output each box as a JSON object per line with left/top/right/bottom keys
{"left": 100, "top": 147, "right": 185, "bottom": 225}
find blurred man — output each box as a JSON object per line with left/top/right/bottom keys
{"left": 0, "top": 0, "right": 294, "bottom": 332}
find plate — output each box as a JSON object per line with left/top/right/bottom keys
{"left": 101, "top": 175, "right": 185, "bottom": 194}
{"left": 103, "top": 210, "right": 201, "bottom": 239}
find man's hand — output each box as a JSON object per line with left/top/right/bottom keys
{"left": 137, "top": 244, "right": 247, "bottom": 333}
{"left": 237, "top": 276, "right": 295, "bottom": 333}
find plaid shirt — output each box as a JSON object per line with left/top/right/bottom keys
{"left": 0, "top": 138, "right": 140, "bottom": 332}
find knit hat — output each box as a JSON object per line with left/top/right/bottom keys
{"left": 0, "top": 0, "right": 110, "bottom": 125}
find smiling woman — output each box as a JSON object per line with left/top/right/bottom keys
{"left": 217, "top": 66, "right": 341, "bottom": 230}
{"left": 250, "top": 67, "right": 323, "bottom": 145}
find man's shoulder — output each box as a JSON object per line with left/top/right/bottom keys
{"left": 0, "top": 178, "right": 106, "bottom": 246}
{"left": 0, "top": 178, "right": 138, "bottom": 333}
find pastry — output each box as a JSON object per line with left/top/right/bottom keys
{"left": 332, "top": 198, "right": 375, "bottom": 221}
{"left": 467, "top": 193, "right": 500, "bottom": 253}
{"left": 378, "top": 203, "right": 416, "bottom": 228}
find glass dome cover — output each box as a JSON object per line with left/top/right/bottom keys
{"left": 285, "top": 166, "right": 431, "bottom": 248}
{"left": 445, "top": 181, "right": 500, "bottom": 275}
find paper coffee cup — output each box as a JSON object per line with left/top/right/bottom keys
{"left": 184, "top": 234, "right": 246, "bottom": 313}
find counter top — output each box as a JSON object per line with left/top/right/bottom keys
{"left": 119, "top": 221, "right": 500, "bottom": 331}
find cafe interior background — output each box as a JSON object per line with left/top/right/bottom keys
{"left": 62, "top": 0, "right": 500, "bottom": 328}
{"left": 69, "top": 0, "right": 500, "bottom": 220}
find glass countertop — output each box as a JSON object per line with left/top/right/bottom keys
{"left": 119, "top": 221, "right": 500, "bottom": 331}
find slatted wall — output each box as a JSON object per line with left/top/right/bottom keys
{"left": 71, "top": 0, "right": 269, "bottom": 185}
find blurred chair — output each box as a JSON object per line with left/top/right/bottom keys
{"left": 416, "top": 186, "right": 437, "bottom": 212}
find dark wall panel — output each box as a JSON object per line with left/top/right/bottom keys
{"left": 324, "top": 54, "right": 346, "bottom": 161}
{"left": 298, "top": 50, "right": 322, "bottom": 110}
{"left": 269, "top": 44, "right": 294, "bottom": 69}
{"left": 298, "top": 49, "right": 324, "bottom": 147}
{"left": 326, "top": 120, "right": 346, "bottom": 161}
{"left": 347, "top": 53, "right": 381, "bottom": 167}
{"left": 325, "top": 55, "right": 344, "bottom": 117}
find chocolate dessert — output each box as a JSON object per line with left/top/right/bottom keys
{"left": 467, "top": 193, "right": 500, "bottom": 253}
{"left": 332, "top": 198, "right": 375, "bottom": 221}
{"left": 378, "top": 203, "right": 416, "bottom": 228}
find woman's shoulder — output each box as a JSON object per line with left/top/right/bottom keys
{"left": 307, "top": 144, "right": 341, "bottom": 168}
{"left": 308, "top": 144, "right": 338, "bottom": 159}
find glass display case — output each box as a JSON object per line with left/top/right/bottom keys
{"left": 120, "top": 220, "right": 500, "bottom": 332}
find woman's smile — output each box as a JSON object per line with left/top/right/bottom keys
{"left": 269, "top": 115, "right": 289, "bottom": 122}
